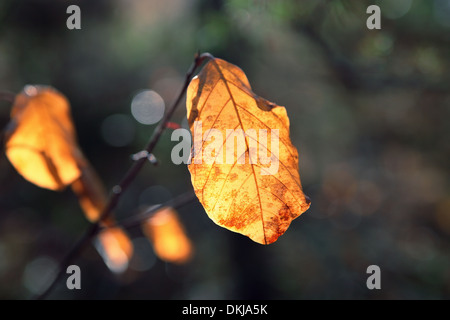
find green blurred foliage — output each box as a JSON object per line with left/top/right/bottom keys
{"left": 0, "top": 0, "right": 449, "bottom": 299}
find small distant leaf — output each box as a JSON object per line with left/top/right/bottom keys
{"left": 70, "top": 160, "right": 134, "bottom": 273}
{"left": 5, "top": 85, "right": 84, "bottom": 190}
{"left": 5, "top": 85, "right": 133, "bottom": 272}
{"left": 186, "top": 58, "right": 311, "bottom": 244}
{"left": 96, "top": 226, "right": 134, "bottom": 274}
{"left": 71, "top": 165, "right": 111, "bottom": 223}
{"left": 142, "top": 207, "right": 193, "bottom": 264}
{"left": 72, "top": 167, "right": 134, "bottom": 273}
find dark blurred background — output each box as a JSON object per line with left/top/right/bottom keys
{"left": 0, "top": 0, "right": 449, "bottom": 299}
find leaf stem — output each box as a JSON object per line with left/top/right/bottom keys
{"left": 110, "top": 190, "right": 197, "bottom": 231}
{"left": 33, "top": 52, "right": 212, "bottom": 300}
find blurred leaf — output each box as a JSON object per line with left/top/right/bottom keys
{"left": 5, "top": 85, "right": 83, "bottom": 190}
{"left": 142, "top": 207, "right": 193, "bottom": 264}
{"left": 5, "top": 85, "right": 133, "bottom": 273}
{"left": 95, "top": 226, "right": 134, "bottom": 274}
{"left": 72, "top": 166, "right": 134, "bottom": 274}
{"left": 71, "top": 165, "right": 112, "bottom": 223}
{"left": 186, "top": 58, "right": 310, "bottom": 244}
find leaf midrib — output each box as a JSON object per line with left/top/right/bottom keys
{"left": 210, "top": 60, "right": 268, "bottom": 244}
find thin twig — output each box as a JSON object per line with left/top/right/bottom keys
{"left": 34, "top": 52, "right": 213, "bottom": 300}
{"left": 112, "top": 190, "right": 197, "bottom": 231}
{"left": 97, "top": 190, "right": 197, "bottom": 233}
{"left": 34, "top": 221, "right": 101, "bottom": 299}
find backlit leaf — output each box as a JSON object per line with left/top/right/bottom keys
{"left": 142, "top": 207, "right": 193, "bottom": 264}
{"left": 72, "top": 166, "right": 134, "bottom": 273}
{"left": 186, "top": 58, "right": 311, "bottom": 244}
{"left": 95, "top": 226, "right": 134, "bottom": 274}
{"left": 5, "top": 85, "right": 83, "bottom": 190}
{"left": 71, "top": 165, "right": 112, "bottom": 223}
{"left": 5, "top": 85, "right": 133, "bottom": 272}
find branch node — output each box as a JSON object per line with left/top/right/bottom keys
{"left": 131, "top": 150, "right": 158, "bottom": 165}
{"left": 131, "top": 150, "right": 148, "bottom": 161}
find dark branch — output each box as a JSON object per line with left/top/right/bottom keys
{"left": 112, "top": 190, "right": 197, "bottom": 231}
{"left": 34, "top": 52, "right": 213, "bottom": 300}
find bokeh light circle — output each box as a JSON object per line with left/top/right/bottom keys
{"left": 131, "top": 90, "right": 165, "bottom": 125}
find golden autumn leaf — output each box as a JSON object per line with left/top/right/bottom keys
{"left": 71, "top": 165, "right": 113, "bottom": 223}
{"left": 96, "top": 226, "right": 134, "bottom": 273}
{"left": 72, "top": 166, "right": 134, "bottom": 273}
{"left": 186, "top": 58, "right": 311, "bottom": 245}
{"left": 5, "top": 85, "right": 133, "bottom": 272}
{"left": 142, "top": 207, "right": 193, "bottom": 264}
{"left": 5, "top": 85, "right": 83, "bottom": 190}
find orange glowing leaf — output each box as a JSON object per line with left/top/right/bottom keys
{"left": 71, "top": 168, "right": 134, "bottom": 273}
{"left": 71, "top": 165, "right": 112, "bottom": 223}
{"left": 186, "top": 58, "right": 311, "bottom": 244}
{"left": 142, "top": 207, "right": 193, "bottom": 264}
{"left": 71, "top": 162, "right": 134, "bottom": 273}
{"left": 5, "top": 85, "right": 83, "bottom": 190}
{"left": 5, "top": 85, "right": 133, "bottom": 272}
{"left": 96, "top": 227, "right": 134, "bottom": 273}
